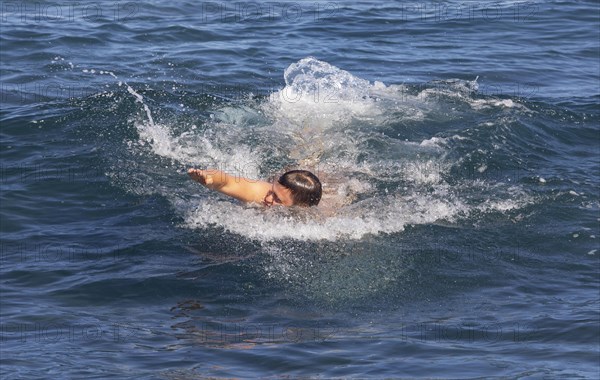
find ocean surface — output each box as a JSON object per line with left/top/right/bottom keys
{"left": 1, "top": 1, "right": 599, "bottom": 378}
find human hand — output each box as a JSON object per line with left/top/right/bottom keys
{"left": 187, "top": 168, "right": 216, "bottom": 187}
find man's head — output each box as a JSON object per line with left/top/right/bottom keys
{"left": 278, "top": 170, "right": 322, "bottom": 206}
{"left": 263, "top": 170, "right": 322, "bottom": 207}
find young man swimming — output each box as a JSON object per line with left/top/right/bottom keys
{"left": 188, "top": 168, "right": 322, "bottom": 207}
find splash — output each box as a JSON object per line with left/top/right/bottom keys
{"left": 116, "top": 57, "right": 535, "bottom": 242}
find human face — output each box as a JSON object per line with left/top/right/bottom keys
{"left": 263, "top": 181, "right": 294, "bottom": 207}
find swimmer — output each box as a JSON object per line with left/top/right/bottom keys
{"left": 187, "top": 168, "right": 322, "bottom": 207}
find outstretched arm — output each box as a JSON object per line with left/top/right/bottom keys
{"left": 187, "top": 168, "right": 271, "bottom": 204}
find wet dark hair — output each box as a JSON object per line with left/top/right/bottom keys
{"left": 278, "top": 170, "right": 322, "bottom": 207}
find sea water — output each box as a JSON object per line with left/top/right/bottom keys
{"left": 1, "top": 1, "right": 599, "bottom": 378}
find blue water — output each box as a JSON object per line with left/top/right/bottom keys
{"left": 1, "top": 1, "right": 599, "bottom": 378}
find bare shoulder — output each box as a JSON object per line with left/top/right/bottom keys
{"left": 225, "top": 177, "right": 271, "bottom": 204}
{"left": 317, "top": 172, "right": 366, "bottom": 215}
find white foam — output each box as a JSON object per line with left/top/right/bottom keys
{"left": 476, "top": 185, "right": 535, "bottom": 213}
{"left": 116, "top": 57, "right": 536, "bottom": 242}
{"left": 419, "top": 136, "right": 446, "bottom": 148}
{"left": 185, "top": 191, "right": 468, "bottom": 242}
